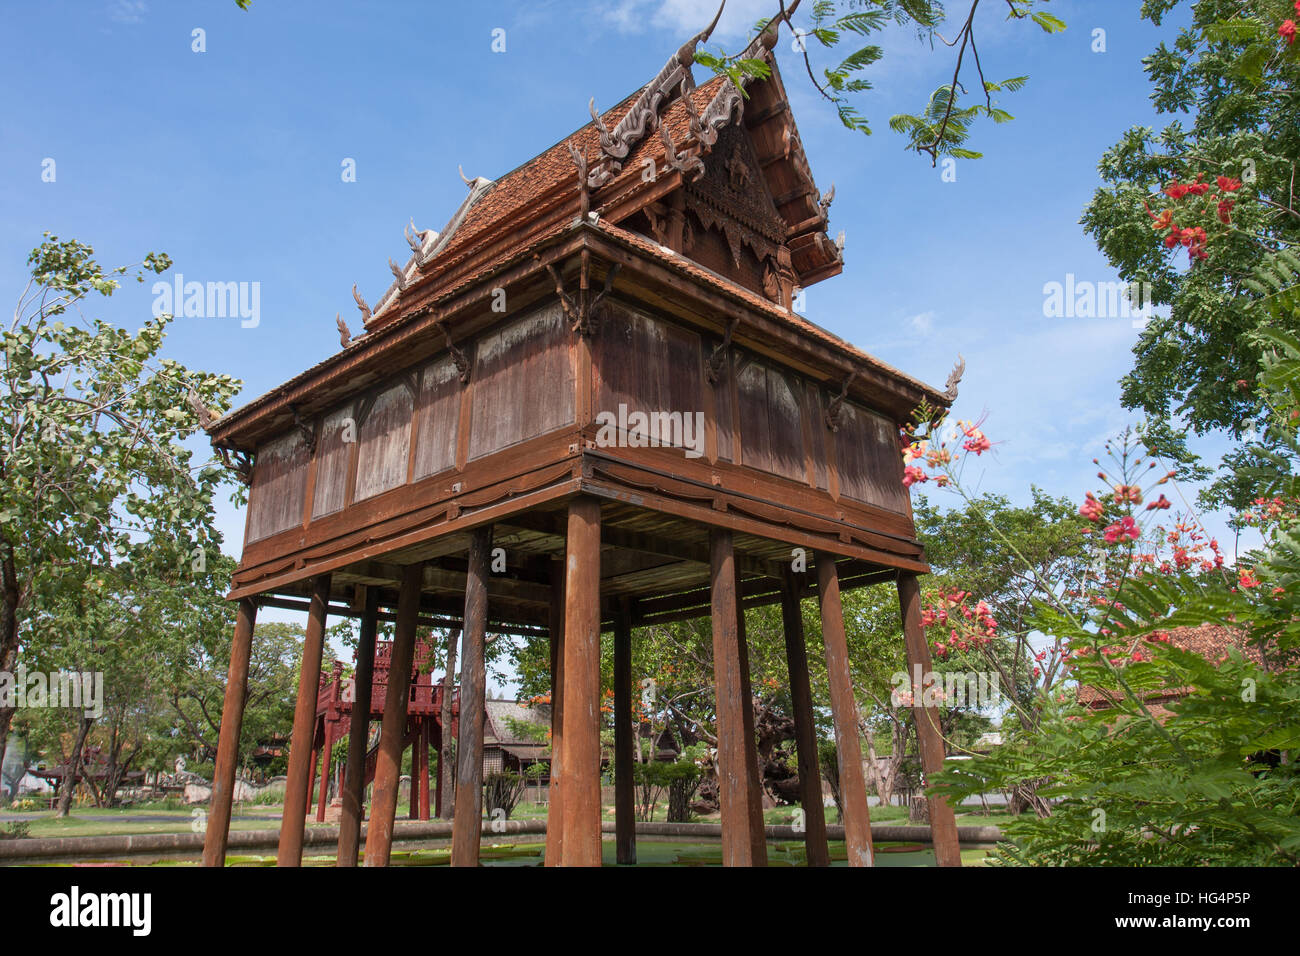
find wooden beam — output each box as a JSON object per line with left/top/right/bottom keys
{"left": 452, "top": 527, "right": 491, "bottom": 866}
{"left": 336, "top": 588, "right": 378, "bottom": 866}
{"left": 816, "top": 553, "right": 874, "bottom": 867}
{"left": 899, "top": 571, "right": 962, "bottom": 867}
{"left": 362, "top": 563, "right": 422, "bottom": 867}
{"left": 545, "top": 555, "right": 566, "bottom": 866}
{"left": 277, "top": 576, "right": 330, "bottom": 866}
{"left": 560, "top": 497, "right": 603, "bottom": 866}
{"left": 614, "top": 597, "right": 635, "bottom": 865}
{"left": 778, "top": 567, "right": 829, "bottom": 866}
{"left": 202, "top": 598, "right": 257, "bottom": 868}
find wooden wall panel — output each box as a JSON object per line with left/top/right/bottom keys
{"left": 835, "top": 402, "right": 909, "bottom": 513}
{"left": 736, "top": 353, "right": 805, "bottom": 484}
{"left": 805, "top": 382, "right": 829, "bottom": 491}
{"left": 413, "top": 355, "right": 462, "bottom": 481}
{"left": 247, "top": 431, "right": 310, "bottom": 542}
{"left": 355, "top": 383, "right": 415, "bottom": 502}
{"left": 312, "top": 405, "right": 354, "bottom": 520}
{"left": 469, "top": 305, "right": 574, "bottom": 461}
{"left": 713, "top": 349, "right": 735, "bottom": 463}
{"left": 596, "top": 304, "right": 704, "bottom": 456}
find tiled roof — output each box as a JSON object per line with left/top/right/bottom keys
{"left": 1077, "top": 622, "right": 1263, "bottom": 709}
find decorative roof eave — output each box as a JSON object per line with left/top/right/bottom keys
{"left": 368, "top": 176, "right": 496, "bottom": 330}
{"left": 207, "top": 219, "right": 948, "bottom": 449}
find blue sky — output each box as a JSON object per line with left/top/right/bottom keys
{"left": 1, "top": 1, "right": 1254, "bottom": 682}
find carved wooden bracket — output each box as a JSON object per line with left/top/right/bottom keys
{"left": 388, "top": 258, "right": 408, "bottom": 291}
{"left": 216, "top": 445, "right": 254, "bottom": 486}
{"left": 352, "top": 284, "right": 372, "bottom": 323}
{"left": 825, "top": 370, "right": 861, "bottom": 432}
{"left": 661, "top": 124, "right": 705, "bottom": 182}
{"left": 290, "top": 405, "right": 317, "bottom": 453}
{"left": 706, "top": 317, "right": 739, "bottom": 385}
{"left": 546, "top": 249, "right": 620, "bottom": 336}
{"left": 568, "top": 142, "right": 591, "bottom": 219}
{"left": 943, "top": 355, "right": 965, "bottom": 402}
{"left": 443, "top": 326, "right": 471, "bottom": 384}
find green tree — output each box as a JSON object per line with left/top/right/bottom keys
{"left": 1080, "top": 0, "right": 1300, "bottom": 508}
{"left": 0, "top": 236, "right": 241, "bottom": 776}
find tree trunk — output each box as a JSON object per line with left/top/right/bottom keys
{"left": 56, "top": 716, "right": 94, "bottom": 818}
{"left": 0, "top": 548, "right": 22, "bottom": 780}
{"left": 438, "top": 628, "right": 459, "bottom": 819}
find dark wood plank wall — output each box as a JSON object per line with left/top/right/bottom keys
{"left": 246, "top": 431, "right": 310, "bottom": 542}
{"left": 413, "top": 354, "right": 462, "bottom": 481}
{"left": 468, "top": 305, "right": 574, "bottom": 461}
{"left": 242, "top": 299, "right": 910, "bottom": 549}
{"left": 311, "top": 406, "right": 354, "bottom": 520}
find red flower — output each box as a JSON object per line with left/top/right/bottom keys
{"left": 1217, "top": 199, "right": 1235, "bottom": 224}
{"left": 1186, "top": 182, "right": 1210, "bottom": 196}
{"left": 1280, "top": 20, "right": 1296, "bottom": 45}
{"left": 1216, "top": 176, "right": 1242, "bottom": 192}
{"left": 1164, "top": 228, "right": 1183, "bottom": 248}
{"left": 1164, "top": 182, "right": 1190, "bottom": 200}
{"left": 1080, "top": 493, "right": 1105, "bottom": 522}
{"left": 1103, "top": 516, "right": 1140, "bottom": 544}
{"left": 1238, "top": 568, "right": 1260, "bottom": 589}
{"left": 903, "top": 465, "right": 928, "bottom": 487}
{"left": 1146, "top": 494, "right": 1172, "bottom": 511}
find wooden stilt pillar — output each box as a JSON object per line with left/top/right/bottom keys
{"left": 544, "top": 555, "right": 566, "bottom": 866}
{"left": 202, "top": 597, "right": 257, "bottom": 867}
{"left": 437, "top": 627, "right": 459, "bottom": 821}
{"left": 434, "top": 723, "right": 444, "bottom": 818}
{"left": 419, "top": 719, "right": 431, "bottom": 821}
{"left": 452, "top": 526, "right": 491, "bottom": 866}
{"left": 778, "top": 566, "right": 830, "bottom": 866}
{"left": 408, "top": 731, "right": 420, "bottom": 820}
{"left": 277, "top": 575, "right": 331, "bottom": 867}
{"left": 315, "top": 722, "right": 332, "bottom": 822}
{"left": 362, "top": 563, "right": 422, "bottom": 867}
{"left": 734, "top": 575, "right": 769, "bottom": 867}
{"left": 898, "top": 571, "right": 962, "bottom": 867}
{"left": 306, "top": 741, "right": 319, "bottom": 819}
{"left": 559, "top": 496, "right": 602, "bottom": 866}
{"left": 710, "top": 529, "right": 763, "bottom": 866}
{"left": 337, "top": 588, "right": 378, "bottom": 866}
{"left": 815, "top": 553, "right": 873, "bottom": 867}
{"left": 614, "top": 597, "right": 635, "bottom": 865}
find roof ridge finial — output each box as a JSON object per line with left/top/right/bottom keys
{"left": 677, "top": 0, "right": 725, "bottom": 65}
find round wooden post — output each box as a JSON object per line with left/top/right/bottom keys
{"left": 544, "top": 555, "right": 566, "bottom": 866}
{"left": 277, "top": 575, "right": 331, "bottom": 867}
{"left": 734, "top": 573, "right": 769, "bottom": 867}
{"left": 452, "top": 526, "right": 492, "bottom": 866}
{"left": 614, "top": 597, "right": 635, "bottom": 865}
{"left": 778, "top": 566, "right": 830, "bottom": 866}
{"left": 336, "top": 587, "right": 378, "bottom": 866}
{"left": 710, "top": 528, "right": 760, "bottom": 866}
{"left": 202, "top": 597, "right": 257, "bottom": 868}
{"left": 815, "top": 553, "right": 874, "bottom": 867}
{"left": 419, "top": 718, "right": 431, "bottom": 821}
{"left": 315, "top": 723, "right": 333, "bottom": 822}
{"left": 898, "top": 571, "right": 963, "bottom": 867}
{"left": 362, "top": 563, "right": 423, "bottom": 867}
{"left": 559, "top": 497, "right": 602, "bottom": 866}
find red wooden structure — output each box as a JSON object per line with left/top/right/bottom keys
{"left": 200, "top": 11, "right": 964, "bottom": 868}
{"left": 308, "top": 641, "right": 460, "bottom": 825}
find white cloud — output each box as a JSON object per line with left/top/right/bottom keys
{"left": 108, "top": 0, "right": 147, "bottom": 24}
{"left": 905, "top": 310, "right": 936, "bottom": 336}
{"left": 598, "top": 0, "right": 773, "bottom": 41}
